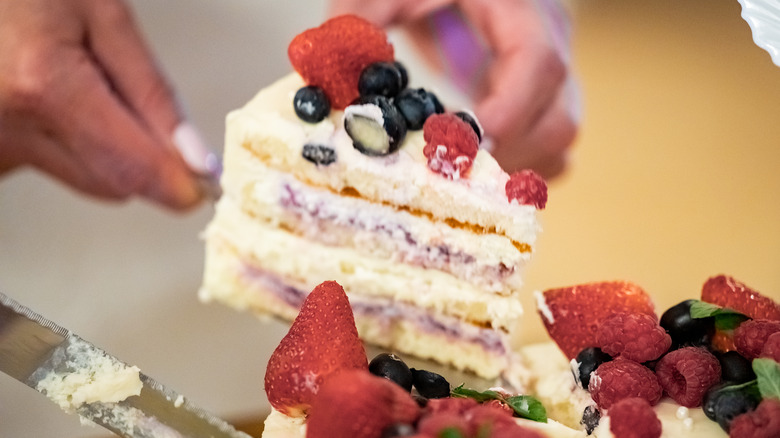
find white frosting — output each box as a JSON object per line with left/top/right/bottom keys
{"left": 34, "top": 337, "right": 142, "bottom": 413}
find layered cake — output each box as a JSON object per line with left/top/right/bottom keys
{"left": 200, "top": 14, "right": 547, "bottom": 384}
{"left": 259, "top": 277, "right": 779, "bottom": 438}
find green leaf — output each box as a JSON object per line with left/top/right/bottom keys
{"left": 451, "top": 385, "right": 502, "bottom": 403}
{"left": 438, "top": 428, "right": 465, "bottom": 438}
{"left": 505, "top": 395, "right": 547, "bottom": 423}
{"left": 688, "top": 300, "right": 748, "bottom": 330}
{"left": 754, "top": 358, "right": 780, "bottom": 400}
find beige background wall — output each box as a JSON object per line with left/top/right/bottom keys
{"left": 0, "top": 1, "right": 777, "bottom": 436}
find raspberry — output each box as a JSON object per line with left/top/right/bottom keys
{"left": 734, "top": 319, "right": 780, "bottom": 360}
{"left": 654, "top": 347, "right": 721, "bottom": 408}
{"left": 288, "top": 15, "right": 395, "bottom": 109}
{"left": 589, "top": 357, "right": 663, "bottom": 410}
{"left": 728, "top": 398, "right": 780, "bottom": 438}
{"left": 608, "top": 397, "right": 662, "bottom": 438}
{"left": 597, "top": 313, "right": 672, "bottom": 362}
{"left": 417, "top": 411, "right": 470, "bottom": 437}
{"left": 424, "top": 396, "right": 479, "bottom": 416}
{"left": 760, "top": 332, "right": 780, "bottom": 362}
{"left": 422, "top": 114, "right": 479, "bottom": 179}
{"left": 505, "top": 170, "right": 548, "bottom": 209}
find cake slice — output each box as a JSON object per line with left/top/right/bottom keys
{"left": 200, "top": 14, "right": 546, "bottom": 384}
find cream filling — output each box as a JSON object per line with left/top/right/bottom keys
{"left": 205, "top": 195, "right": 525, "bottom": 331}
{"left": 224, "top": 72, "right": 541, "bottom": 245}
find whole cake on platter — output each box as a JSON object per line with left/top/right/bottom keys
{"left": 200, "top": 14, "right": 547, "bottom": 385}
{"left": 259, "top": 277, "right": 780, "bottom": 438}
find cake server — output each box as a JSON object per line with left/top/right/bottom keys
{"left": 0, "top": 292, "right": 251, "bottom": 438}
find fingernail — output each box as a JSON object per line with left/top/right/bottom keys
{"left": 172, "top": 122, "right": 221, "bottom": 177}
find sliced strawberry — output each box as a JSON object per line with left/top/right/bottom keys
{"left": 288, "top": 15, "right": 394, "bottom": 109}
{"left": 264, "top": 281, "right": 367, "bottom": 417}
{"left": 306, "top": 369, "right": 421, "bottom": 438}
{"left": 701, "top": 275, "right": 780, "bottom": 321}
{"left": 537, "top": 281, "right": 657, "bottom": 359}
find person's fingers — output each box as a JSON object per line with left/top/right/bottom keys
{"left": 489, "top": 86, "right": 577, "bottom": 179}
{"left": 52, "top": 55, "right": 201, "bottom": 209}
{"left": 77, "top": 0, "right": 181, "bottom": 142}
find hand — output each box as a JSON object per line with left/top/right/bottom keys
{"left": 329, "top": 0, "right": 579, "bottom": 179}
{"left": 0, "top": 0, "right": 205, "bottom": 209}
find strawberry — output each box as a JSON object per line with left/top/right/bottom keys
{"left": 306, "top": 369, "right": 421, "bottom": 438}
{"left": 701, "top": 275, "right": 780, "bottom": 321}
{"left": 288, "top": 15, "right": 394, "bottom": 110}
{"left": 264, "top": 281, "right": 367, "bottom": 416}
{"left": 537, "top": 281, "right": 657, "bottom": 359}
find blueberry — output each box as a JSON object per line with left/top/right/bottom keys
{"left": 574, "top": 347, "right": 612, "bottom": 390}
{"left": 580, "top": 405, "right": 601, "bottom": 435}
{"left": 410, "top": 368, "right": 450, "bottom": 399}
{"left": 344, "top": 95, "right": 407, "bottom": 156}
{"left": 394, "top": 61, "right": 409, "bottom": 90}
{"left": 394, "top": 88, "right": 444, "bottom": 130}
{"left": 717, "top": 351, "right": 756, "bottom": 383}
{"left": 369, "top": 353, "right": 413, "bottom": 392}
{"left": 293, "top": 86, "right": 330, "bottom": 123}
{"left": 301, "top": 144, "right": 336, "bottom": 166}
{"left": 381, "top": 423, "right": 416, "bottom": 437}
{"left": 702, "top": 383, "right": 761, "bottom": 432}
{"left": 454, "top": 111, "right": 483, "bottom": 142}
{"left": 358, "top": 62, "right": 403, "bottom": 98}
{"left": 660, "top": 300, "right": 714, "bottom": 348}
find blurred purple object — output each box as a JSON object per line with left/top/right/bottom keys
{"left": 430, "top": 7, "right": 489, "bottom": 94}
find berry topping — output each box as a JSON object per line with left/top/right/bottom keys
{"left": 345, "top": 95, "right": 407, "bottom": 156}
{"left": 505, "top": 170, "right": 548, "bottom": 209}
{"left": 393, "top": 61, "right": 409, "bottom": 90}
{"left": 264, "top": 281, "right": 367, "bottom": 416}
{"left": 760, "top": 332, "right": 780, "bottom": 362}
{"left": 589, "top": 357, "right": 663, "bottom": 409}
{"left": 380, "top": 423, "right": 416, "bottom": 437}
{"left": 425, "top": 396, "right": 479, "bottom": 416}
{"left": 728, "top": 398, "right": 780, "bottom": 438}
{"left": 574, "top": 347, "right": 613, "bottom": 390}
{"left": 293, "top": 86, "right": 330, "bottom": 123}
{"left": 703, "top": 382, "right": 762, "bottom": 432}
{"left": 411, "top": 368, "right": 450, "bottom": 399}
{"left": 701, "top": 275, "right": 780, "bottom": 321}
{"left": 306, "top": 369, "right": 421, "bottom": 438}
{"left": 597, "top": 312, "right": 672, "bottom": 362}
{"left": 655, "top": 346, "right": 722, "bottom": 408}
{"left": 369, "top": 353, "right": 413, "bottom": 392}
{"left": 301, "top": 143, "right": 337, "bottom": 166}
{"left": 718, "top": 351, "right": 757, "bottom": 383}
{"left": 580, "top": 405, "right": 601, "bottom": 435}
{"left": 394, "top": 88, "right": 444, "bottom": 130}
{"left": 734, "top": 319, "right": 780, "bottom": 360}
{"left": 538, "top": 281, "right": 657, "bottom": 359}
{"left": 416, "top": 411, "right": 469, "bottom": 437}
{"left": 454, "top": 110, "right": 484, "bottom": 142}
{"left": 358, "top": 62, "right": 404, "bottom": 98}
{"left": 660, "top": 299, "right": 715, "bottom": 348}
{"left": 422, "top": 113, "right": 479, "bottom": 180}
{"left": 608, "top": 397, "right": 662, "bottom": 438}
{"left": 288, "top": 15, "right": 394, "bottom": 109}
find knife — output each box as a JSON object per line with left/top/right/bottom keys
{"left": 0, "top": 292, "right": 251, "bottom": 438}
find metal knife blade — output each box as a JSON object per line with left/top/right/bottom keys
{"left": 0, "top": 292, "right": 251, "bottom": 438}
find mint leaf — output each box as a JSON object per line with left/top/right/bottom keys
{"left": 754, "top": 358, "right": 780, "bottom": 400}
{"left": 451, "top": 385, "right": 548, "bottom": 422}
{"left": 438, "top": 428, "right": 465, "bottom": 438}
{"left": 506, "top": 395, "right": 547, "bottom": 423}
{"left": 451, "top": 385, "right": 502, "bottom": 403}
{"left": 688, "top": 300, "right": 748, "bottom": 330}
{"left": 689, "top": 301, "right": 723, "bottom": 318}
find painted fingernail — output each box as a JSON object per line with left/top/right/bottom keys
{"left": 430, "top": 6, "right": 489, "bottom": 94}
{"left": 172, "top": 122, "right": 221, "bottom": 177}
